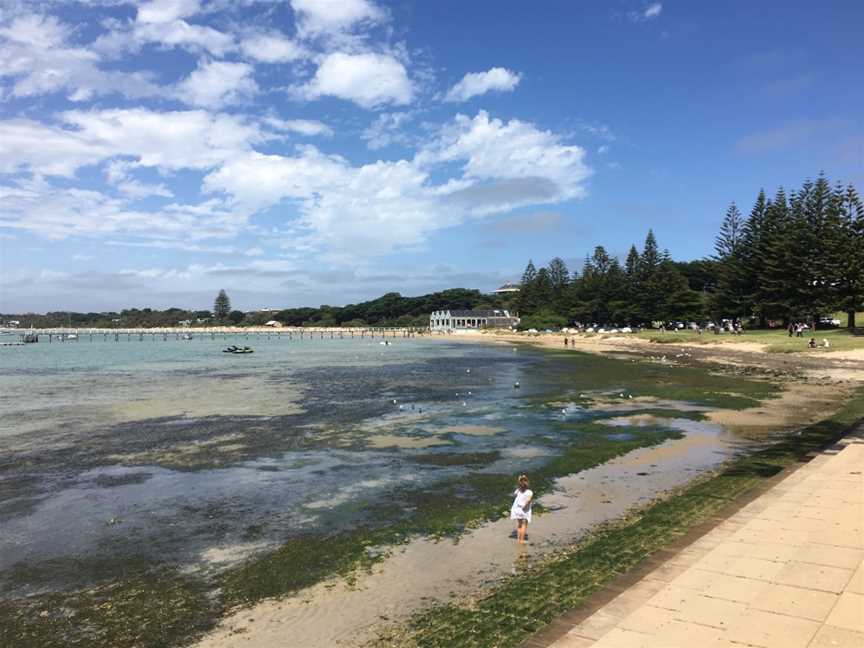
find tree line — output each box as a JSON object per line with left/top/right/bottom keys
{"left": 1, "top": 289, "right": 501, "bottom": 329}
{"left": 515, "top": 174, "right": 863, "bottom": 330}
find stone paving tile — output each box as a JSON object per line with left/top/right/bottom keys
{"left": 750, "top": 583, "right": 838, "bottom": 621}
{"left": 701, "top": 573, "right": 768, "bottom": 604}
{"left": 793, "top": 546, "right": 864, "bottom": 570}
{"left": 565, "top": 611, "right": 621, "bottom": 641}
{"left": 591, "top": 627, "right": 651, "bottom": 648}
{"left": 725, "top": 608, "right": 820, "bottom": 648}
{"left": 552, "top": 634, "right": 595, "bottom": 648}
{"left": 824, "top": 592, "right": 864, "bottom": 632}
{"left": 617, "top": 605, "right": 677, "bottom": 635}
{"left": 667, "top": 567, "right": 716, "bottom": 592}
{"left": 846, "top": 562, "right": 864, "bottom": 595}
{"left": 772, "top": 561, "right": 854, "bottom": 593}
{"left": 644, "top": 585, "right": 692, "bottom": 611}
{"left": 644, "top": 619, "right": 725, "bottom": 648}
{"left": 807, "top": 624, "right": 864, "bottom": 648}
{"left": 673, "top": 594, "right": 747, "bottom": 630}
{"left": 723, "top": 556, "right": 787, "bottom": 581}
{"left": 812, "top": 529, "right": 864, "bottom": 549}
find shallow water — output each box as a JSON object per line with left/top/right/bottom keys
{"left": 0, "top": 337, "right": 765, "bottom": 601}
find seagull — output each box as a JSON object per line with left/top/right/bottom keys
{"left": 466, "top": 369, "right": 471, "bottom": 373}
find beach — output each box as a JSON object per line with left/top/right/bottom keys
{"left": 1, "top": 331, "right": 862, "bottom": 648}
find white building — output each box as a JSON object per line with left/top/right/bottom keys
{"left": 491, "top": 282, "right": 520, "bottom": 295}
{"left": 430, "top": 309, "right": 520, "bottom": 331}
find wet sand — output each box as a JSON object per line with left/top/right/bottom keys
{"left": 195, "top": 421, "right": 733, "bottom": 648}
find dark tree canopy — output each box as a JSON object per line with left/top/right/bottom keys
{"left": 214, "top": 289, "right": 231, "bottom": 320}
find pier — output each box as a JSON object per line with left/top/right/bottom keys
{"left": 1, "top": 326, "right": 431, "bottom": 344}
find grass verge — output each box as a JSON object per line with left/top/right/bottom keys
{"left": 372, "top": 387, "right": 864, "bottom": 648}
{"left": 633, "top": 327, "right": 864, "bottom": 353}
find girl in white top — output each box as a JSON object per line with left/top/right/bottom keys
{"left": 510, "top": 474, "right": 533, "bottom": 545}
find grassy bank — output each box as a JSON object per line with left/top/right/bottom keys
{"left": 373, "top": 387, "right": 864, "bottom": 648}
{"left": 633, "top": 327, "right": 864, "bottom": 353}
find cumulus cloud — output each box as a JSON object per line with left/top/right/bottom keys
{"left": 240, "top": 31, "right": 306, "bottom": 63}
{"left": 202, "top": 110, "right": 590, "bottom": 257}
{"left": 291, "top": 0, "right": 385, "bottom": 37}
{"left": 105, "top": 160, "right": 174, "bottom": 199}
{"left": 137, "top": 0, "right": 202, "bottom": 24}
{"left": 0, "top": 178, "right": 241, "bottom": 241}
{"left": 132, "top": 19, "right": 234, "bottom": 56}
{"left": 361, "top": 111, "right": 414, "bottom": 149}
{"left": 298, "top": 51, "right": 413, "bottom": 108}
{"left": 0, "top": 13, "right": 162, "bottom": 101}
{"left": 444, "top": 67, "right": 521, "bottom": 102}
{"left": 0, "top": 109, "right": 265, "bottom": 176}
{"left": 264, "top": 117, "right": 333, "bottom": 137}
{"left": 175, "top": 60, "right": 258, "bottom": 108}
{"left": 419, "top": 111, "right": 590, "bottom": 203}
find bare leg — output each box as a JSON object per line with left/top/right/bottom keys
{"left": 517, "top": 520, "right": 526, "bottom": 544}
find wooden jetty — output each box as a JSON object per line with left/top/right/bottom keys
{"left": 0, "top": 326, "right": 433, "bottom": 344}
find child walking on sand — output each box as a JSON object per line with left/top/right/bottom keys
{"left": 510, "top": 474, "right": 533, "bottom": 544}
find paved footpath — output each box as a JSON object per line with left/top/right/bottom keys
{"left": 546, "top": 430, "right": 864, "bottom": 648}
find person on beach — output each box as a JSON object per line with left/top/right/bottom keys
{"left": 510, "top": 474, "right": 533, "bottom": 545}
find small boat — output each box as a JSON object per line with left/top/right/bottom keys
{"left": 181, "top": 333, "right": 193, "bottom": 340}
{"left": 223, "top": 345, "right": 253, "bottom": 354}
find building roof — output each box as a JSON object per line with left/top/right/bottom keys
{"left": 492, "top": 282, "right": 521, "bottom": 292}
{"left": 449, "top": 309, "right": 514, "bottom": 318}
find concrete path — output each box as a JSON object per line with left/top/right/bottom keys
{"left": 547, "top": 430, "right": 864, "bottom": 648}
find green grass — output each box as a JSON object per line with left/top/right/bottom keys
{"left": 632, "top": 327, "right": 864, "bottom": 353}
{"left": 377, "top": 387, "right": 864, "bottom": 648}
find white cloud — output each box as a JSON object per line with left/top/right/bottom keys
{"left": 361, "top": 111, "right": 413, "bottom": 149}
{"left": 264, "top": 117, "right": 333, "bottom": 137}
{"left": 0, "top": 13, "right": 162, "bottom": 101}
{"left": 240, "top": 31, "right": 306, "bottom": 63}
{"left": 644, "top": 3, "right": 663, "bottom": 19}
{"left": 298, "top": 51, "right": 413, "bottom": 108}
{"left": 291, "top": 0, "right": 384, "bottom": 37}
{"left": 105, "top": 160, "right": 174, "bottom": 198}
{"left": 444, "top": 67, "right": 521, "bottom": 103}
{"left": 628, "top": 3, "right": 663, "bottom": 22}
{"left": 137, "top": 0, "right": 202, "bottom": 24}
{"left": 0, "top": 180, "right": 239, "bottom": 241}
{"left": 420, "top": 111, "right": 590, "bottom": 199}
{"left": 203, "top": 111, "right": 591, "bottom": 257}
{"left": 175, "top": 60, "right": 258, "bottom": 108}
{"left": 0, "top": 109, "right": 265, "bottom": 176}
{"left": 133, "top": 19, "right": 234, "bottom": 56}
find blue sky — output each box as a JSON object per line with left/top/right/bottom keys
{"left": 1, "top": 0, "right": 862, "bottom": 312}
